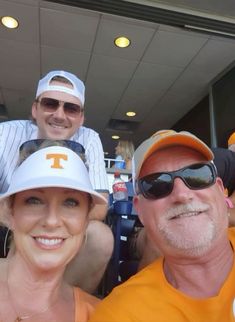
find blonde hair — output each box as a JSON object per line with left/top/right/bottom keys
{"left": 0, "top": 197, "right": 13, "bottom": 228}
{"left": 117, "top": 140, "right": 135, "bottom": 161}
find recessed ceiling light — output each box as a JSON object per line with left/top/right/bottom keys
{"left": 114, "top": 36, "right": 130, "bottom": 48}
{"left": 112, "top": 135, "right": 120, "bottom": 140}
{"left": 126, "top": 111, "right": 136, "bottom": 117}
{"left": 1, "top": 16, "right": 19, "bottom": 29}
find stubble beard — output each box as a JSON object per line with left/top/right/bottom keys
{"left": 157, "top": 201, "right": 216, "bottom": 257}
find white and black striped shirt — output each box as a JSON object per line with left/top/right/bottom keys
{"left": 0, "top": 120, "right": 109, "bottom": 193}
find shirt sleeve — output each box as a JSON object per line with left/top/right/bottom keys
{"left": 85, "top": 132, "right": 109, "bottom": 192}
{"left": 0, "top": 120, "right": 37, "bottom": 193}
{"left": 0, "top": 121, "right": 25, "bottom": 192}
{"left": 212, "top": 147, "right": 235, "bottom": 196}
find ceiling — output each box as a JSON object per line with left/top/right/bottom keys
{"left": 1, "top": 0, "right": 235, "bottom": 158}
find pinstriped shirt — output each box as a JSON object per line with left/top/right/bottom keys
{"left": 0, "top": 120, "right": 109, "bottom": 193}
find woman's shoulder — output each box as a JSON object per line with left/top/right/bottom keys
{"left": 74, "top": 287, "right": 100, "bottom": 322}
{"left": 74, "top": 287, "right": 100, "bottom": 305}
{"left": 125, "top": 159, "right": 132, "bottom": 170}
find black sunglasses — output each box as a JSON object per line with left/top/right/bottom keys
{"left": 137, "top": 162, "right": 217, "bottom": 200}
{"left": 36, "top": 97, "right": 82, "bottom": 116}
{"left": 19, "top": 139, "right": 85, "bottom": 165}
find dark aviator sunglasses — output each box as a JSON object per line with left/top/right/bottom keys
{"left": 36, "top": 97, "right": 82, "bottom": 116}
{"left": 137, "top": 162, "right": 217, "bottom": 200}
{"left": 19, "top": 139, "right": 86, "bottom": 165}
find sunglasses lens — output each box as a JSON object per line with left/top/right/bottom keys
{"left": 138, "top": 163, "right": 216, "bottom": 200}
{"left": 38, "top": 98, "right": 82, "bottom": 115}
{"left": 139, "top": 173, "right": 173, "bottom": 199}
{"left": 39, "top": 98, "right": 59, "bottom": 111}
{"left": 19, "top": 139, "right": 85, "bottom": 165}
{"left": 183, "top": 164, "right": 214, "bottom": 189}
{"left": 64, "top": 102, "right": 81, "bottom": 115}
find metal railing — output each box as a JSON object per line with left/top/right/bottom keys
{"left": 104, "top": 158, "right": 125, "bottom": 169}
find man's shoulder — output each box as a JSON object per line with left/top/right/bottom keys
{"left": 72, "top": 126, "right": 100, "bottom": 146}
{"left": 0, "top": 119, "right": 36, "bottom": 130}
{"left": 0, "top": 119, "right": 27, "bottom": 128}
{"left": 76, "top": 126, "right": 99, "bottom": 137}
{"left": 90, "top": 260, "right": 165, "bottom": 321}
{"left": 0, "top": 120, "right": 37, "bottom": 141}
{"left": 109, "top": 259, "right": 163, "bottom": 296}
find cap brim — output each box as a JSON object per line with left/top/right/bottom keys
{"left": 0, "top": 177, "right": 107, "bottom": 205}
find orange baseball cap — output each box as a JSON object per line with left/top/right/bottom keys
{"left": 228, "top": 132, "right": 235, "bottom": 146}
{"left": 132, "top": 129, "right": 214, "bottom": 180}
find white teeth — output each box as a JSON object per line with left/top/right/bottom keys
{"left": 36, "top": 237, "right": 63, "bottom": 246}
{"left": 179, "top": 212, "right": 199, "bottom": 217}
{"left": 50, "top": 124, "right": 66, "bottom": 129}
{"left": 173, "top": 211, "right": 200, "bottom": 219}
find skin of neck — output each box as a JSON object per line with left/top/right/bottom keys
{"left": 7, "top": 253, "right": 71, "bottom": 308}
{"left": 163, "top": 231, "right": 233, "bottom": 298}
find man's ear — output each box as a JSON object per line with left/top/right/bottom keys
{"left": 133, "top": 195, "right": 144, "bottom": 226}
{"left": 216, "top": 177, "right": 225, "bottom": 193}
{"left": 31, "top": 101, "right": 37, "bottom": 120}
{"left": 79, "top": 112, "right": 85, "bottom": 126}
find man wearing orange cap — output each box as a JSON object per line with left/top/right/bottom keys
{"left": 131, "top": 135, "right": 235, "bottom": 271}
{"left": 90, "top": 130, "right": 235, "bottom": 322}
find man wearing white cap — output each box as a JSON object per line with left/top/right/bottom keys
{"left": 90, "top": 130, "right": 235, "bottom": 322}
{"left": 0, "top": 70, "right": 113, "bottom": 293}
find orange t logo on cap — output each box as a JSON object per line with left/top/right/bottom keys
{"left": 46, "top": 153, "right": 68, "bottom": 169}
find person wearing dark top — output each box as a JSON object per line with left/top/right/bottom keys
{"left": 212, "top": 147, "right": 235, "bottom": 197}
{"left": 212, "top": 147, "right": 235, "bottom": 227}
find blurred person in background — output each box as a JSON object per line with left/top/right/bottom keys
{"left": 114, "top": 140, "right": 134, "bottom": 171}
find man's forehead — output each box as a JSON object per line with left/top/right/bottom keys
{"left": 139, "top": 145, "right": 207, "bottom": 176}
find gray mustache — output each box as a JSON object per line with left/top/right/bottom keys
{"left": 164, "top": 202, "right": 209, "bottom": 219}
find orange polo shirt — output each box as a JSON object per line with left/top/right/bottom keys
{"left": 89, "top": 229, "right": 235, "bottom": 322}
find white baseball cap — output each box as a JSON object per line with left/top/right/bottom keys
{"left": 36, "top": 70, "right": 85, "bottom": 106}
{"left": 0, "top": 145, "right": 107, "bottom": 205}
{"left": 132, "top": 129, "right": 214, "bottom": 181}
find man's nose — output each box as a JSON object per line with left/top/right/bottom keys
{"left": 53, "top": 104, "right": 66, "bottom": 119}
{"left": 170, "top": 177, "right": 194, "bottom": 203}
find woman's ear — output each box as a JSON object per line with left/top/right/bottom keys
{"left": 88, "top": 202, "right": 95, "bottom": 218}
{"left": 9, "top": 215, "right": 15, "bottom": 231}
{"left": 0, "top": 198, "right": 14, "bottom": 229}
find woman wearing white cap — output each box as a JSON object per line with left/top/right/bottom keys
{"left": 0, "top": 139, "right": 107, "bottom": 322}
